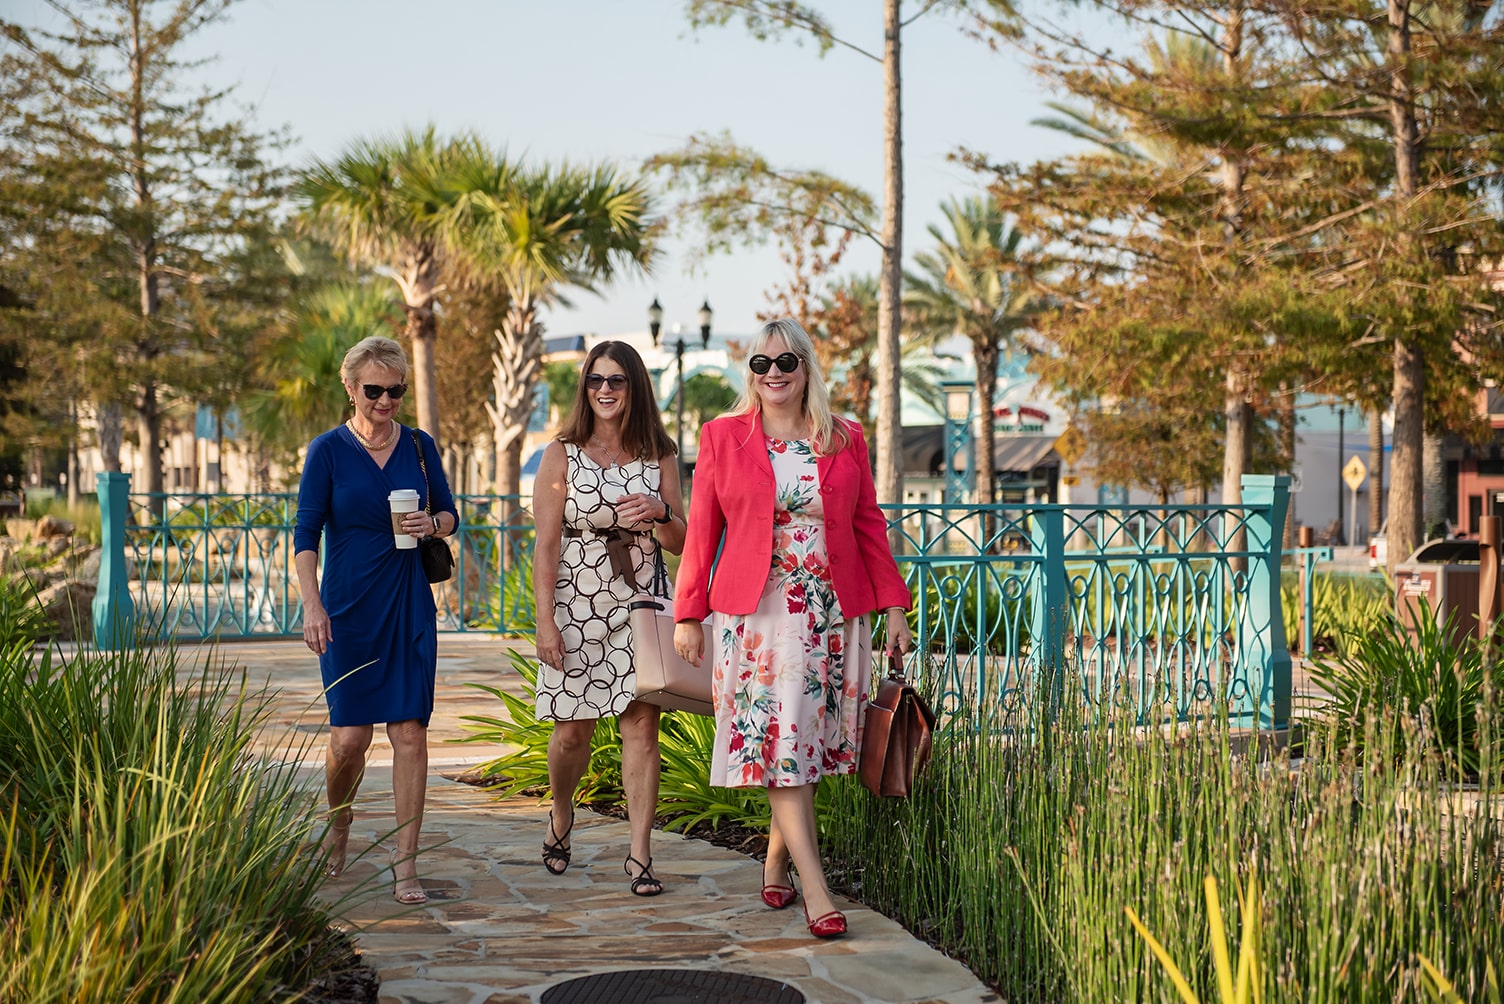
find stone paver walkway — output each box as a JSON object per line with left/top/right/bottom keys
{"left": 193, "top": 635, "right": 998, "bottom": 1004}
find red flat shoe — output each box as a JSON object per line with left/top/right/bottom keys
{"left": 761, "top": 882, "right": 798, "bottom": 909}
{"left": 761, "top": 859, "right": 797, "bottom": 910}
{"left": 804, "top": 905, "right": 847, "bottom": 939}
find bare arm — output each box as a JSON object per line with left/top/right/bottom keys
{"left": 531, "top": 442, "right": 568, "bottom": 671}
{"left": 296, "top": 549, "right": 330, "bottom": 655}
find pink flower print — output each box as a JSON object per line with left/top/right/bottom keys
{"left": 729, "top": 732, "right": 746, "bottom": 753}
{"left": 775, "top": 509, "right": 793, "bottom": 526}
{"left": 802, "top": 552, "right": 825, "bottom": 575}
{"left": 799, "top": 474, "right": 815, "bottom": 482}
{"left": 769, "top": 439, "right": 788, "bottom": 454}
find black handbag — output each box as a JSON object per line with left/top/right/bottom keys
{"left": 412, "top": 431, "right": 454, "bottom": 584}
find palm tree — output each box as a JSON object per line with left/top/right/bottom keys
{"left": 295, "top": 128, "right": 475, "bottom": 443}
{"left": 444, "top": 159, "right": 656, "bottom": 497}
{"left": 904, "top": 196, "right": 1037, "bottom": 504}
{"left": 243, "top": 282, "right": 400, "bottom": 465}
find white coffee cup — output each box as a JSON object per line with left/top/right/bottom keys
{"left": 389, "top": 489, "right": 420, "bottom": 549}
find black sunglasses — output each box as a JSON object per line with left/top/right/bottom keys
{"left": 584, "top": 373, "right": 629, "bottom": 390}
{"left": 361, "top": 383, "right": 407, "bottom": 400}
{"left": 748, "top": 352, "right": 801, "bottom": 375}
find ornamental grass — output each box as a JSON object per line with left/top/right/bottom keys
{"left": 824, "top": 659, "right": 1503, "bottom": 1003}
{"left": 0, "top": 617, "right": 354, "bottom": 1003}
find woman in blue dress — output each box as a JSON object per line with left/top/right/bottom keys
{"left": 294, "top": 335, "right": 457, "bottom": 905}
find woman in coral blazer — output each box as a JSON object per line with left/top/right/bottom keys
{"left": 674, "top": 317, "right": 913, "bottom": 940}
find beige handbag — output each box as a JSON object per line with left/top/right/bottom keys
{"left": 627, "top": 543, "right": 714, "bottom": 716}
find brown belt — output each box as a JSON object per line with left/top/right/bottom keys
{"left": 562, "top": 526, "right": 646, "bottom": 591}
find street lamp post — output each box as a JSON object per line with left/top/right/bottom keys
{"left": 649, "top": 297, "right": 713, "bottom": 475}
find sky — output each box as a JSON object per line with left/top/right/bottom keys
{"left": 8, "top": 0, "right": 1092, "bottom": 340}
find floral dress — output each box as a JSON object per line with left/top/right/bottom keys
{"left": 709, "top": 437, "right": 872, "bottom": 788}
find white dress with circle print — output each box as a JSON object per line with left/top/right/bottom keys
{"left": 536, "top": 442, "right": 662, "bottom": 722}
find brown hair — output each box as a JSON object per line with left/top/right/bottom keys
{"left": 557, "top": 340, "right": 676, "bottom": 461}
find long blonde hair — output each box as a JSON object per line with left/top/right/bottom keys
{"left": 731, "top": 317, "right": 851, "bottom": 455}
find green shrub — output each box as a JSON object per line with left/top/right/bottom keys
{"left": 0, "top": 606, "right": 353, "bottom": 1002}
{"left": 460, "top": 649, "right": 624, "bottom": 803}
{"left": 22, "top": 495, "right": 102, "bottom": 546}
{"left": 1307, "top": 599, "right": 1502, "bottom": 777}
{"left": 0, "top": 576, "right": 54, "bottom": 648}
{"left": 459, "top": 646, "right": 783, "bottom": 834}
{"left": 1280, "top": 570, "right": 1390, "bottom": 656}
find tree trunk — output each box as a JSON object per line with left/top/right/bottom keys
{"left": 97, "top": 401, "right": 123, "bottom": 473}
{"left": 1422, "top": 430, "right": 1447, "bottom": 539}
{"left": 395, "top": 240, "right": 443, "bottom": 445}
{"left": 1368, "top": 408, "right": 1385, "bottom": 537}
{"left": 973, "top": 341, "right": 998, "bottom": 507}
{"left": 129, "top": 1, "right": 162, "bottom": 502}
{"left": 872, "top": 0, "right": 904, "bottom": 505}
{"left": 1221, "top": 368, "right": 1251, "bottom": 570}
{"left": 407, "top": 299, "right": 440, "bottom": 447}
{"left": 1385, "top": 0, "right": 1423, "bottom": 577}
{"left": 486, "top": 298, "right": 544, "bottom": 497}
{"left": 1390, "top": 339, "right": 1424, "bottom": 576}
{"left": 136, "top": 381, "right": 164, "bottom": 521}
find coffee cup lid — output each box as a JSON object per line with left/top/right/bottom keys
{"left": 389, "top": 489, "right": 419, "bottom": 500}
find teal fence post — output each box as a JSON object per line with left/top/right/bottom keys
{"left": 1028, "top": 507, "right": 1069, "bottom": 703}
{"left": 1239, "top": 474, "right": 1291, "bottom": 729}
{"left": 92, "top": 471, "right": 135, "bottom": 650}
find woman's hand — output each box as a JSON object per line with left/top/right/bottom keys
{"left": 302, "top": 600, "right": 332, "bottom": 655}
{"left": 535, "top": 620, "right": 565, "bottom": 671}
{"left": 615, "top": 492, "right": 667, "bottom": 526}
{"left": 400, "top": 510, "right": 433, "bottom": 539}
{"left": 673, "top": 621, "right": 704, "bottom": 667}
{"left": 884, "top": 608, "right": 914, "bottom": 657}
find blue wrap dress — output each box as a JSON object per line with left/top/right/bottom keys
{"left": 294, "top": 424, "right": 458, "bottom": 728}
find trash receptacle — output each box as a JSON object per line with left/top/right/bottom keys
{"left": 1395, "top": 538, "right": 1484, "bottom": 638}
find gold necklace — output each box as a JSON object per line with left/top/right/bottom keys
{"left": 346, "top": 419, "right": 397, "bottom": 451}
{"left": 589, "top": 437, "right": 625, "bottom": 468}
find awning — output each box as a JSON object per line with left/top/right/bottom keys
{"left": 900, "top": 426, "right": 1059, "bottom": 475}
{"left": 992, "top": 435, "right": 1060, "bottom": 473}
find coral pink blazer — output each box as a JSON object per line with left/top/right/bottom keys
{"left": 674, "top": 411, "right": 913, "bottom": 621}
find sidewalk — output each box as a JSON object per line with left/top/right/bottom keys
{"left": 202, "top": 635, "right": 997, "bottom": 1004}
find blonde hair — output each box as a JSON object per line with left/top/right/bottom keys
{"left": 340, "top": 336, "right": 409, "bottom": 384}
{"left": 731, "top": 317, "right": 851, "bottom": 455}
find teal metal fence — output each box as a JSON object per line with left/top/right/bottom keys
{"left": 97, "top": 473, "right": 1290, "bottom": 727}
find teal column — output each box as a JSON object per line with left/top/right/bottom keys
{"left": 1239, "top": 474, "right": 1291, "bottom": 729}
{"left": 1028, "top": 507, "right": 1069, "bottom": 705}
{"left": 92, "top": 471, "right": 135, "bottom": 650}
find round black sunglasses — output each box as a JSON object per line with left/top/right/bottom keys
{"left": 748, "top": 352, "right": 801, "bottom": 375}
{"left": 361, "top": 383, "right": 407, "bottom": 400}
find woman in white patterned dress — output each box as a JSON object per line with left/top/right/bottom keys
{"left": 532, "top": 341, "right": 686, "bottom": 896}
{"left": 673, "top": 318, "right": 914, "bottom": 938}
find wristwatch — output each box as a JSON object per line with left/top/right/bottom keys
{"left": 653, "top": 501, "right": 673, "bottom": 524}
{"left": 431, "top": 514, "right": 441, "bottom": 536}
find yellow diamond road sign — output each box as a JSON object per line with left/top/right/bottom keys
{"left": 1343, "top": 455, "right": 1367, "bottom": 492}
{"left": 1054, "top": 425, "right": 1087, "bottom": 466}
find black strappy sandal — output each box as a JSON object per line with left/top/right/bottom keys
{"left": 541, "top": 808, "right": 574, "bottom": 875}
{"left": 624, "top": 854, "right": 663, "bottom": 897}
